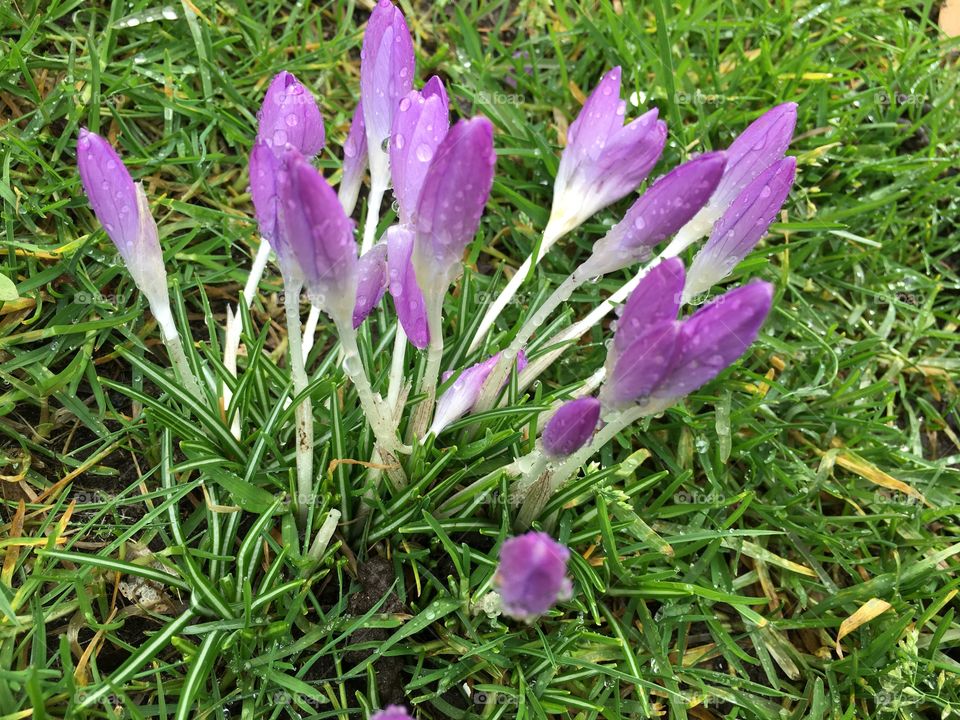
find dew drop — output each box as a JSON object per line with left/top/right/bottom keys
{"left": 415, "top": 143, "right": 433, "bottom": 162}
{"left": 398, "top": 96, "right": 411, "bottom": 112}
{"left": 394, "top": 134, "right": 405, "bottom": 150}
{"left": 285, "top": 114, "right": 298, "bottom": 127}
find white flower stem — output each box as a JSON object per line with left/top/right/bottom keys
{"left": 302, "top": 304, "right": 322, "bottom": 363}
{"left": 154, "top": 303, "right": 204, "bottom": 403}
{"left": 407, "top": 289, "right": 445, "bottom": 441}
{"left": 283, "top": 281, "right": 314, "bottom": 527}
{"left": 244, "top": 239, "right": 273, "bottom": 305}
{"left": 360, "top": 177, "right": 387, "bottom": 254}
{"left": 385, "top": 325, "right": 408, "bottom": 412}
{"left": 307, "top": 508, "right": 341, "bottom": 561}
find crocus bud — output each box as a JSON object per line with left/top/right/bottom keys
{"left": 360, "top": 0, "right": 415, "bottom": 190}
{"left": 276, "top": 150, "right": 358, "bottom": 325}
{"left": 386, "top": 225, "right": 429, "bottom": 348}
{"left": 429, "top": 350, "right": 527, "bottom": 436}
{"left": 683, "top": 156, "right": 796, "bottom": 302}
{"left": 371, "top": 706, "right": 413, "bottom": 720}
{"left": 390, "top": 78, "right": 450, "bottom": 224}
{"left": 542, "top": 397, "right": 601, "bottom": 459}
{"left": 587, "top": 152, "right": 726, "bottom": 275}
{"left": 353, "top": 242, "right": 388, "bottom": 328}
{"left": 495, "top": 531, "right": 573, "bottom": 621}
{"left": 612, "top": 258, "right": 685, "bottom": 358}
{"left": 339, "top": 101, "right": 368, "bottom": 216}
{"left": 604, "top": 320, "right": 682, "bottom": 409}
{"left": 549, "top": 67, "right": 667, "bottom": 241}
{"left": 257, "top": 71, "right": 325, "bottom": 156}
{"left": 412, "top": 117, "right": 496, "bottom": 280}
{"left": 76, "top": 129, "right": 170, "bottom": 319}
{"left": 654, "top": 281, "right": 773, "bottom": 400}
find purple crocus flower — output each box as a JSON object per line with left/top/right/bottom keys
{"left": 612, "top": 258, "right": 686, "bottom": 359}
{"left": 542, "top": 397, "right": 601, "bottom": 459}
{"left": 338, "top": 101, "right": 368, "bottom": 216}
{"left": 256, "top": 71, "right": 325, "bottom": 156}
{"left": 390, "top": 77, "right": 451, "bottom": 225}
{"left": 606, "top": 320, "right": 683, "bottom": 409}
{"left": 428, "top": 350, "right": 527, "bottom": 436}
{"left": 275, "top": 150, "right": 358, "bottom": 325}
{"left": 371, "top": 706, "right": 413, "bottom": 720}
{"left": 587, "top": 152, "right": 726, "bottom": 275}
{"left": 548, "top": 67, "right": 667, "bottom": 240}
{"left": 495, "top": 531, "right": 573, "bottom": 621}
{"left": 386, "top": 225, "right": 429, "bottom": 348}
{"left": 76, "top": 129, "right": 170, "bottom": 314}
{"left": 353, "top": 242, "right": 388, "bottom": 328}
{"left": 683, "top": 156, "right": 796, "bottom": 301}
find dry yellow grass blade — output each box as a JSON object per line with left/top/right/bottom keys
{"left": 836, "top": 598, "right": 892, "bottom": 657}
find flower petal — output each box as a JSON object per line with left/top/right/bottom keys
{"left": 371, "top": 705, "right": 414, "bottom": 720}
{"left": 257, "top": 71, "right": 325, "bottom": 157}
{"left": 613, "top": 257, "right": 685, "bottom": 356}
{"left": 565, "top": 67, "right": 624, "bottom": 165}
{"left": 386, "top": 225, "right": 429, "bottom": 348}
{"left": 390, "top": 84, "right": 450, "bottom": 224}
{"left": 606, "top": 320, "right": 682, "bottom": 408}
{"left": 542, "top": 397, "right": 601, "bottom": 459}
{"left": 353, "top": 242, "right": 388, "bottom": 328}
{"left": 429, "top": 350, "right": 525, "bottom": 436}
{"left": 339, "top": 101, "right": 368, "bottom": 216}
{"left": 495, "top": 532, "right": 572, "bottom": 621}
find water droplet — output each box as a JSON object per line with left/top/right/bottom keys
{"left": 399, "top": 96, "right": 411, "bottom": 112}
{"left": 394, "top": 134, "right": 405, "bottom": 150}
{"left": 759, "top": 185, "right": 772, "bottom": 198}
{"left": 285, "top": 114, "right": 298, "bottom": 127}
{"left": 273, "top": 129, "right": 288, "bottom": 146}
{"left": 415, "top": 143, "right": 433, "bottom": 162}
{"left": 633, "top": 216, "right": 646, "bottom": 231}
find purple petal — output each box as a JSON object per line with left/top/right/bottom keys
{"left": 361, "top": 0, "right": 415, "bottom": 166}
{"left": 422, "top": 74, "right": 449, "bottom": 113}
{"left": 413, "top": 117, "right": 496, "bottom": 273}
{"left": 591, "top": 152, "right": 726, "bottom": 273}
{"left": 607, "top": 320, "right": 683, "bottom": 407}
{"left": 390, "top": 85, "right": 450, "bottom": 224}
{"left": 685, "top": 156, "right": 796, "bottom": 300}
{"left": 353, "top": 242, "right": 388, "bottom": 328}
{"left": 613, "top": 257, "right": 685, "bottom": 356}
{"left": 542, "top": 397, "right": 601, "bottom": 459}
{"left": 276, "top": 151, "right": 357, "bottom": 319}
{"left": 76, "top": 129, "right": 141, "bottom": 261}
{"left": 257, "top": 71, "right": 325, "bottom": 157}
{"left": 386, "top": 225, "right": 429, "bottom": 348}
{"left": 249, "top": 140, "right": 280, "bottom": 241}
{"left": 370, "top": 706, "right": 414, "bottom": 720}
{"left": 339, "top": 101, "right": 368, "bottom": 216}
{"left": 565, "top": 67, "right": 624, "bottom": 165}
{"left": 429, "top": 350, "right": 525, "bottom": 436}
{"left": 655, "top": 281, "right": 774, "bottom": 399}
{"left": 712, "top": 103, "right": 797, "bottom": 211}
{"left": 495, "top": 531, "right": 572, "bottom": 620}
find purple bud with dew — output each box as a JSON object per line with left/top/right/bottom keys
{"left": 612, "top": 258, "right": 685, "bottom": 358}
{"left": 684, "top": 156, "right": 796, "bottom": 301}
{"left": 257, "top": 71, "right": 325, "bottom": 157}
{"left": 605, "top": 320, "right": 683, "bottom": 409}
{"left": 549, "top": 67, "right": 667, "bottom": 238}
{"left": 429, "top": 350, "right": 527, "bottom": 436}
{"left": 541, "top": 397, "right": 601, "bottom": 459}
{"left": 495, "top": 531, "right": 573, "bottom": 621}
{"left": 371, "top": 706, "right": 414, "bottom": 720}
{"left": 353, "top": 242, "right": 388, "bottom": 328}
{"left": 386, "top": 225, "right": 430, "bottom": 348}
{"left": 588, "top": 153, "right": 726, "bottom": 275}
{"left": 339, "top": 101, "right": 368, "bottom": 216}
{"left": 276, "top": 150, "right": 358, "bottom": 325}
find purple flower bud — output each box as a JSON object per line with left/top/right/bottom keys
{"left": 257, "top": 71, "right": 325, "bottom": 157}
{"left": 361, "top": 0, "right": 415, "bottom": 186}
{"left": 76, "top": 129, "right": 169, "bottom": 309}
{"left": 413, "top": 117, "right": 496, "bottom": 276}
{"left": 495, "top": 531, "right": 573, "bottom": 620}
{"left": 589, "top": 152, "right": 726, "bottom": 274}
{"left": 542, "top": 397, "right": 601, "bottom": 458}
{"left": 551, "top": 67, "right": 667, "bottom": 236}
{"left": 654, "top": 281, "right": 773, "bottom": 399}
{"left": 385, "top": 225, "right": 429, "bottom": 348}
{"left": 339, "top": 101, "right": 368, "bottom": 216}
{"left": 606, "top": 320, "right": 683, "bottom": 408}
{"left": 390, "top": 80, "right": 450, "bottom": 224}
{"left": 353, "top": 242, "right": 388, "bottom": 328}
{"left": 276, "top": 150, "right": 358, "bottom": 324}
{"left": 429, "top": 350, "right": 527, "bottom": 436}
{"left": 613, "top": 257, "right": 685, "bottom": 357}
{"left": 684, "top": 157, "right": 796, "bottom": 301}
{"left": 249, "top": 140, "right": 282, "bottom": 243}
{"left": 711, "top": 103, "right": 797, "bottom": 212}
{"left": 371, "top": 706, "right": 413, "bottom": 720}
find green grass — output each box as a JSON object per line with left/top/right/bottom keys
{"left": 2, "top": 0, "right": 959, "bottom": 718}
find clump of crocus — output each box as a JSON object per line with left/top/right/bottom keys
{"left": 76, "top": 129, "right": 204, "bottom": 402}
{"left": 371, "top": 705, "right": 414, "bottom": 720}
{"left": 494, "top": 531, "right": 573, "bottom": 621}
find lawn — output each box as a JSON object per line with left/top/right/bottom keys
{"left": 1, "top": 0, "right": 959, "bottom": 718}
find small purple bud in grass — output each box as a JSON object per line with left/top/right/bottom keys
{"left": 76, "top": 129, "right": 168, "bottom": 309}
{"left": 612, "top": 257, "right": 685, "bottom": 357}
{"left": 390, "top": 79, "right": 450, "bottom": 224}
{"left": 684, "top": 156, "right": 796, "bottom": 301}
{"left": 249, "top": 140, "right": 283, "bottom": 247}
{"left": 429, "top": 350, "right": 527, "bottom": 436}
{"left": 339, "top": 101, "right": 368, "bottom": 216}
{"left": 413, "top": 117, "right": 496, "bottom": 278}
{"left": 361, "top": 0, "right": 415, "bottom": 185}
{"left": 710, "top": 102, "right": 797, "bottom": 212}
{"left": 550, "top": 67, "right": 667, "bottom": 237}
{"left": 353, "top": 242, "right": 388, "bottom": 328}
{"left": 276, "top": 150, "right": 358, "bottom": 324}
{"left": 654, "top": 281, "right": 774, "bottom": 400}
{"left": 257, "top": 71, "right": 325, "bottom": 156}
{"left": 386, "top": 225, "right": 429, "bottom": 348}
{"left": 495, "top": 531, "right": 573, "bottom": 621}
{"left": 542, "top": 397, "right": 601, "bottom": 459}
{"left": 589, "top": 152, "right": 726, "bottom": 274}
{"left": 371, "top": 706, "right": 413, "bottom": 720}
{"left": 605, "top": 320, "right": 683, "bottom": 408}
